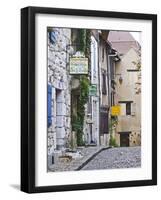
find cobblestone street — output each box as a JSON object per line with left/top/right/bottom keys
{"left": 48, "top": 146, "right": 107, "bottom": 172}
{"left": 81, "top": 147, "right": 141, "bottom": 170}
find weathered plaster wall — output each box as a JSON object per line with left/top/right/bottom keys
{"left": 115, "top": 48, "right": 141, "bottom": 146}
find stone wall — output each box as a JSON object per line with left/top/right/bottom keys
{"left": 48, "top": 28, "right": 72, "bottom": 156}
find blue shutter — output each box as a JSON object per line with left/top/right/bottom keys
{"left": 48, "top": 84, "right": 52, "bottom": 127}
{"left": 49, "top": 31, "right": 57, "bottom": 44}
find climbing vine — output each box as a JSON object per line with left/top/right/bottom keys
{"left": 72, "top": 29, "right": 91, "bottom": 146}
{"left": 132, "top": 60, "right": 141, "bottom": 94}
{"left": 76, "top": 29, "right": 91, "bottom": 56}
{"left": 109, "top": 116, "right": 118, "bottom": 147}
{"left": 85, "top": 30, "right": 91, "bottom": 58}
{"left": 132, "top": 60, "right": 141, "bottom": 71}
{"left": 77, "top": 29, "right": 86, "bottom": 52}
{"left": 72, "top": 76, "right": 90, "bottom": 146}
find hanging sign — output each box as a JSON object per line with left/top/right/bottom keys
{"left": 69, "top": 57, "right": 88, "bottom": 74}
{"left": 89, "top": 84, "right": 97, "bottom": 96}
{"left": 111, "top": 105, "right": 121, "bottom": 116}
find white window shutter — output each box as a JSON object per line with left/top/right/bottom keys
{"left": 131, "top": 102, "right": 136, "bottom": 116}
{"left": 120, "top": 103, "right": 126, "bottom": 116}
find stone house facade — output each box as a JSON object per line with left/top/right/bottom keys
{"left": 108, "top": 31, "right": 141, "bottom": 147}
{"left": 83, "top": 32, "right": 100, "bottom": 145}
{"left": 114, "top": 48, "right": 141, "bottom": 146}
{"left": 98, "top": 31, "right": 111, "bottom": 146}
{"left": 47, "top": 28, "right": 72, "bottom": 163}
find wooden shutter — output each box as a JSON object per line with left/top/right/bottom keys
{"left": 120, "top": 103, "right": 126, "bottom": 116}
{"left": 102, "top": 73, "right": 107, "bottom": 94}
{"left": 100, "top": 107, "right": 109, "bottom": 135}
{"left": 49, "top": 31, "right": 57, "bottom": 44}
{"left": 126, "top": 102, "right": 131, "bottom": 115}
{"left": 131, "top": 102, "right": 136, "bottom": 116}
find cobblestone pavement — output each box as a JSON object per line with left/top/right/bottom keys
{"left": 81, "top": 147, "right": 141, "bottom": 170}
{"left": 48, "top": 146, "right": 107, "bottom": 172}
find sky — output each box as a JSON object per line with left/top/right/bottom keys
{"left": 130, "top": 32, "right": 141, "bottom": 45}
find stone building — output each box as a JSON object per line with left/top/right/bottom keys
{"left": 83, "top": 31, "right": 100, "bottom": 145}
{"left": 47, "top": 28, "right": 101, "bottom": 167}
{"left": 47, "top": 28, "right": 72, "bottom": 165}
{"left": 108, "top": 31, "right": 140, "bottom": 55}
{"left": 108, "top": 31, "right": 141, "bottom": 147}
{"left": 98, "top": 30, "right": 110, "bottom": 146}
{"left": 84, "top": 30, "right": 119, "bottom": 147}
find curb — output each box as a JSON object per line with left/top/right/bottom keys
{"left": 76, "top": 147, "right": 111, "bottom": 170}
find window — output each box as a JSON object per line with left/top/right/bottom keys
{"left": 126, "top": 102, "right": 131, "bottom": 115}
{"left": 111, "top": 91, "right": 115, "bottom": 106}
{"left": 49, "top": 31, "right": 57, "bottom": 44}
{"left": 100, "top": 106, "right": 109, "bottom": 135}
{"left": 87, "top": 97, "right": 92, "bottom": 116}
{"left": 47, "top": 84, "right": 52, "bottom": 127}
{"left": 119, "top": 101, "right": 133, "bottom": 116}
{"left": 102, "top": 73, "right": 107, "bottom": 94}
{"left": 102, "top": 47, "right": 104, "bottom": 62}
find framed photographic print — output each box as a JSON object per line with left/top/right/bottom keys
{"left": 21, "top": 6, "right": 157, "bottom": 193}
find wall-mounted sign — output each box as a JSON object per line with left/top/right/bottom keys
{"left": 89, "top": 84, "right": 97, "bottom": 96}
{"left": 69, "top": 57, "right": 88, "bottom": 74}
{"left": 111, "top": 105, "right": 121, "bottom": 116}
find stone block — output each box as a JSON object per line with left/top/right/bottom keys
{"left": 56, "top": 102, "right": 66, "bottom": 115}
{"left": 56, "top": 127, "right": 66, "bottom": 138}
{"left": 51, "top": 87, "right": 55, "bottom": 100}
{"left": 53, "top": 150, "right": 62, "bottom": 163}
{"left": 56, "top": 138, "right": 65, "bottom": 150}
{"left": 56, "top": 116, "right": 65, "bottom": 127}
{"left": 65, "top": 117, "right": 71, "bottom": 128}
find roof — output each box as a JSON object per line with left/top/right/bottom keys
{"left": 108, "top": 31, "right": 136, "bottom": 42}
{"left": 108, "top": 31, "right": 140, "bottom": 55}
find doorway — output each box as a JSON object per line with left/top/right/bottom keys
{"left": 55, "top": 89, "right": 62, "bottom": 150}
{"left": 119, "top": 132, "right": 130, "bottom": 147}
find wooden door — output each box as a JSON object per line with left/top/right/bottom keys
{"left": 120, "top": 132, "right": 130, "bottom": 147}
